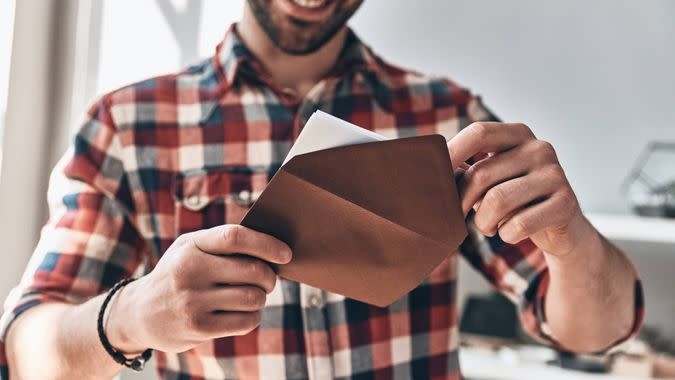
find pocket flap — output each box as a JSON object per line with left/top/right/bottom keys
{"left": 173, "top": 168, "right": 264, "bottom": 211}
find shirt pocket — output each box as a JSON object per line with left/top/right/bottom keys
{"left": 172, "top": 167, "right": 269, "bottom": 235}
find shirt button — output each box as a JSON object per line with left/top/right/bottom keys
{"left": 308, "top": 294, "right": 323, "bottom": 309}
{"left": 238, "top": 190, "right": 251, "bottom": 202}
{"left": 234, "top": 190, "right": 254, "bottom": 207}
{"left": 185, "top": 195, "right": 202, "bottom": 209}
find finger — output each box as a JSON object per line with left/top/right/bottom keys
{"left": 473, "top": 173, "right": 561, "bottom": 236}
{"left": 191, "top": 225, "right": 292, "bottom": 265}
{"left": 454, "top": 167, "right": 466, "bottom": 183}
{"left": 201, "top": 285, "right": 267, "bottom": 312}
{"left": 214, "top": 256, "right": 278, "bottom": 293}
{"left": 447, "top": 122, "right": 534, "bottom": 170}
{"left": 172, "top": 250, "right": 277, "bottom": 293}
{"left": 497, "top": 190, "right": 577, "bottom": 244}
{"left": 458, "top": 145, "right": 534, "bottom": 215}
{"left": 189, "top": 311, "right": 262, "bottom": 339}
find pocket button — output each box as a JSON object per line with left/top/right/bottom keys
{"left": 234, "top": 190, "right": 253, "bottom": 206}
{"left": 239, "top": 190, "right": 251, "bottom": 201}
{"left": 185, "top": 195, "right": 205, "bottom": 211}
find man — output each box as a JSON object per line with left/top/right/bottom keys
{"left": 1, "top": 0, "right": 643, "bottom": 379}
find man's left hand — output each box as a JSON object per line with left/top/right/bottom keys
{"left": 447, "top": 122, "right": 594, "bottom": 256}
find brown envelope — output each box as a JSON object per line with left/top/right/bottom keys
{"left": 240, "top": 134, "right": 467, "bottom": 307}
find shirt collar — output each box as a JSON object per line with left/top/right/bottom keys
{"left": 212, "top": 24, "right": 380, "bottom": 91}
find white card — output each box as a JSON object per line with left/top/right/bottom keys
{"left": 282, "top": 110, "right": 387, "bottom": 166}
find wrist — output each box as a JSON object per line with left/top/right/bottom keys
{"left": 104, "top": 277, "right": 148, "bottom": 354}
{"left": 544, "top": 213, "right": 605, "bottom": 275}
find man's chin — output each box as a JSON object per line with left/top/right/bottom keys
{"left": 273, "top": 29, "right": 331, "bottom": 55}
{"left": 276, "top": 41, "right": 325, "bottom": 56}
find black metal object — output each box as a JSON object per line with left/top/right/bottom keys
{"left": 459, "top": 292, "right": 518, "bottom": 339}
{"left": 622, "top": 141, "right": 675, "bottom": 218}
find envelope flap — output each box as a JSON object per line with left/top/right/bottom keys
{"left": 282, "top": 134, "right": 465, "bottom": 246}
{"left": 241, "top": 166, "right": 456, "bottom": 307}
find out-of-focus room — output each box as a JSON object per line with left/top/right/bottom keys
{"left": 0, "top": 1, "right": 674, "bottom": 379}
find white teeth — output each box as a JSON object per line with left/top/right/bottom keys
{"left": 291, "top": 0, "right": 326, "bottom": 9}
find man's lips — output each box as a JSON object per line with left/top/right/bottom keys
{"left": 277, "top": 0, "right": 337, "bottom": 22}
{"left": 291, "top": 0, "right": 328, "bottom": 8}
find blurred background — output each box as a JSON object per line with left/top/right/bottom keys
{"left": 0, "top": 1, "right": 674, "bottom": 379}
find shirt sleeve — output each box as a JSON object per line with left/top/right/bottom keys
{"left": 0, "top": 98, "right": 148, "bottom": 372}
{"left": 459, "top": 94, "right": 645, "bottom": 352}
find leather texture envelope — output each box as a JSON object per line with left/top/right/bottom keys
{"left": 240, "top": 134, "right": 467, "bottom": 307}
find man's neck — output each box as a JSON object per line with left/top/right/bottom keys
{"left": 238, "top": 4, "right": 347, "bottom": 97}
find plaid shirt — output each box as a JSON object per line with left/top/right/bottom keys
{"left": 1, "top": 25, "right": 643, "bottom": 380}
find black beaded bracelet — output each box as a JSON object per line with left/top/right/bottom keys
{"left": 97, "top": 278, "right": 153, "bottom": 372}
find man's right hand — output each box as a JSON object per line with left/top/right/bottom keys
{"left": 106, "top": 225, "right": 292, "bottom": 354}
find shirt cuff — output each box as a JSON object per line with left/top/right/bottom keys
{"left": 520, "top": 269, "right": 645, "bottom": 353}
{"left": 0, "top": 289, "right": 51, "bottom": 376}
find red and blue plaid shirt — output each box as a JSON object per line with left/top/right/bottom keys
{"left": 0, "top": 25, "right": 643, "bottom": 379}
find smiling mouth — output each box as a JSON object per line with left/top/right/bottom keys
{"left": 277, "top": 0, "right": 338, "bottom": 24}
{"left": 291, "top": 0, "right": 329, "bottom": 9}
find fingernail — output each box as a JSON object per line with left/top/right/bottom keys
{"left": 281, "top": 248, "right": 292, "bottom": 262}
{"left": 474, "top": 200, "right": 482, "bottom": 210}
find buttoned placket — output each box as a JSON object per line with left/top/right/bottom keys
{"left": 299, "top": 284, "right": 332, "bottom": 379}
{"left": 284, "top": 78, "right": 337, "bottom": 380}
{"left": 258, "top": 70, "right": 346, "bottom": 379}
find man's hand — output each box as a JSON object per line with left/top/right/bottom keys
{"left": 448, "top": 122, "right": 639, "bottom": 352}
{"left": 107, "top": 225, "right": 292, "bottom": 354}
{"left": 448, "top": 122, "right": 592, "bottom": 256}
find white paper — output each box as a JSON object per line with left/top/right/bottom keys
{"left": 282, "top": 110, "right": 387, "bottom": 166}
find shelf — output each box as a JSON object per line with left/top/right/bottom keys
{"left": 460, "top": 346, "right": 648, "bottom": 380}
{"left": 586, "top": 213, "right": 675, "bottom": 245}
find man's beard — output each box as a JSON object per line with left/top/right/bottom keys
{"left": 246, "top": 0, "right": 363, "bottom": 56}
